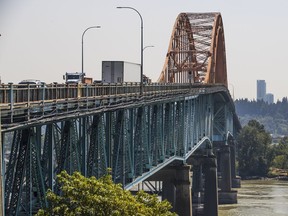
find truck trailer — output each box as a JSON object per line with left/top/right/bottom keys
{"left": 102, "top": 61, "right": 141, "bottom": 83}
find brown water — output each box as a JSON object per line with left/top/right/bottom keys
{"left": 218, "top": 180, "right": 288, "bottom": 216}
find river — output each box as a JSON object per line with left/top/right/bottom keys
{"left": 218, "top": 179, "right": 288, "bottom": 216}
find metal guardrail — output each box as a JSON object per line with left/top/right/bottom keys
{"left": 0, "top": 82, "right": 192, "bottom": 103}
{"left": 0, "top": 82, "right": 229, "bottom": 128}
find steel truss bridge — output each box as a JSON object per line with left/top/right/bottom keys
{"left": 0, "top": 13, "right": 241, "bottom": 216}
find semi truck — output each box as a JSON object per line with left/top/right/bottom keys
{"left": 63, "top": 72, "right": 93, "bottom": 84}
{"left": 102, "top": 61, "right": 141, "bottom": 83}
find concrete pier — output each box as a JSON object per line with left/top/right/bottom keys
{"left": 203, "top": 155, "right": 218, "bottom": 216}
{"left": 230, "top": 141, "right": 241, "bottom": 188}
{"left": 175, "top": 165, "right": 192, "bottom": 216}
{"left": 218, "top": 144, "right": 237, "bottom": 204}
{"left": 148, "top": 165, "right": 192, "bottom": 216}
{"left": 162, "top": 179, "right": 176, "bottom": 211}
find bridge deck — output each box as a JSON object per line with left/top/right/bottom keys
{"left": 0, "top": 83, "right": 229, "bottom": 130}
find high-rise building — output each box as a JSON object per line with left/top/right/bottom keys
{"left": 257, "top": 80, "right": 266, "bottom": 101}
{"left": 265, "top": 93, "right": 274, "bottom": 104}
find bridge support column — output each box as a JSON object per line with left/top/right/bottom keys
{"left": 203, "top": 155, "right": 218, "bottom": 216}
{"left": 192, "top": 164, "right": 204, "bottom": 215}
{"left": 175, "top": 165, "right": 192, "bottom": 216}
{"left": 151, "top": 165, "right": 192, "bottom": 216}
{"left": 230, "top": 143, "right": 241, "bottom": 188}
{"left": 220, "top": 145, "right": 231, "bottom": 191}
{"left": 192, "top": 164, "right": 203, "bottom": 201}
{"left": 218, "top": 144, "right": 237, "bottom": 204}
{"left": 162, "top": 180, "right": 176, "bottom": 211}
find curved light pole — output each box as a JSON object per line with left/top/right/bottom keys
{"left": 229, "top": 83, "right": 235, "bottom": 100}
{"left": 143, "top": 45, "right": 154, "bottom": 83}
{"left": 117, "top": 6, "right": 144, "bottom": 95}
{"left": 143, "top": 45, "right": 154, "bottom": 51}
{"left": 81, "top": 26, "right": 101, "bottom": 74}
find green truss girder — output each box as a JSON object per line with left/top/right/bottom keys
{"left": 2, "top": 93, "right": 236, "bottom": 215}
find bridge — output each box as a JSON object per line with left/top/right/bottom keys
{"left": 0, "top": 13, "right": 241, "bottom": 216}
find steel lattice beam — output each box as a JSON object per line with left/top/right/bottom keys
{"left": 158, "top": 12, "right": 227, "bottom": 86}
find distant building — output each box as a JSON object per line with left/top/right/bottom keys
{"left": 265, "top": 93, "right": 274, "bottom": 104}
{"left": 257, "top": 80, "right": 266, "bottom": 101}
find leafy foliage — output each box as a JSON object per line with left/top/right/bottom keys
{"left": 36, "top": 171, "right": 176, "bottom": 216}
{"left": 235, "top": 98, "right": 288, "bottom": 174}
{"left": 270, "top": 136, "right": 288, "bottom": 169}
{"left": 237, "top": 120, "right": 272, "bottom": 177}
{"left": 235, "top": 98, "right": 288, "bottom": 135}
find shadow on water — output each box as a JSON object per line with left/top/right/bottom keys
{"left": 218, "top": 180, "right": 288, "bottom": 216}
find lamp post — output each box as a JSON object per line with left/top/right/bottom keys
{"left": 143, "top": 45, "right": 154, "bottom": 83}
{"left": 143, "top": 45, "right": 154, "bottom": 51}
{"left": 117, "top": 6, "right": 144, "bottom": 96}
{"left": 81, "top": 26, "right": 101, "bottom": 74}
{"left": 229, "top": 83, "right": 235, "bottom": 100}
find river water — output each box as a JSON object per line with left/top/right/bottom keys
{"left": 218, "top": 180, "right": 288, "bottom": 216}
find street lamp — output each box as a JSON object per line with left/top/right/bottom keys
{"left": 229, "top": 83, "right": 235, "bottom": 100}
{"left": 81, "top": 26, "right": 101, "bottom": 74}
{"left": 143, "top": 45, "right": 154, "bottom": 83}
{"left": 143, "top": 45, "right": 154, "bottom": 51}
{"left": 117, "top": 6, "right": 144, "bottom": 96}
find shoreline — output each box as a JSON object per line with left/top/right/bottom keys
{"left": 241, "top": 176, "right": 288, "bottom": 181}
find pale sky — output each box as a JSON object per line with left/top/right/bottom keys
{"left": 0, "top": 0, "right": 287, "bottom": 101}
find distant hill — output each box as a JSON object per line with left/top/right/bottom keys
{"left": 234, "top": 98, "right": 288, "bottom": 136}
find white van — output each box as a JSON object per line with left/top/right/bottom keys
{"left": 18, "top": 79, "right": 46, "bottom": 87}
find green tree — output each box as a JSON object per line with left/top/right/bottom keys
{"left": 237, "top": 120, "right": 272, "bottom": 177}
{"left": 36, "top": 171, "right": 176, "bottom": 216}
{"left": 271, "top": 136, "right": 288, "bottom": 169}
{"left": 272, "top": 155, "right": 288, "bottom": 169}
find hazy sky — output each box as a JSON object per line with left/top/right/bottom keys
{"left": 0, "top": 0, "right": 287, "bottom": 101}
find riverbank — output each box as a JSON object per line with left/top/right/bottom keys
{"left": 240, "top": 168, "right": 288, "bottom": 181}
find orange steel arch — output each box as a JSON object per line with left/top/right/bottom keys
{"left": 158, "top": 13, "right": 227, "bottom": 86}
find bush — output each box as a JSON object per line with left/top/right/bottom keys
{"left": 36, "top": 171, "right": 176, "bottom": 216}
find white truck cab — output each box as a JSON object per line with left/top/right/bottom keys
{"left": 63, "top": 72, "right": 85, "bottom": 84}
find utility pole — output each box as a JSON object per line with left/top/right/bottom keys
{"left": 0, "top": 32, "right": 3, "bottom": 214}
{"left": 0, "top": 107, "right": 3, "bottom": 216}
{"left": 0, "top": 34, "right": 4, "bottom": 215}
{"left": 117, "top": 6, "right": 144, "bottom": 96}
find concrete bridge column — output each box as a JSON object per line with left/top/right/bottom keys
{"left": 162, "top": 179, "right": 176, "bottom": 211}
{"left": 220, "top": 144, "right": 231, "bottom": 191}
{"left": 175, "top": 165, "right": 192, "bottom": 216}
{"left": 230, "top": 144, "right": 236, "bottom": 180}
{"left": 203, "top": 155, "right": 218, "bottom": 216}
{"left": 218, "top": 144, "right": 237, "bottom": 204}
{"left": 192, "top": 164, "right": 203, "bottom": 202}
{"left": 154, "top": 165, "right": 192, "bottom": 216}
{"left": 230, "top": 143, "right": 241, "bottom": 188}
{"left": 191, "top": 164, "right": 204, "bottom": 215}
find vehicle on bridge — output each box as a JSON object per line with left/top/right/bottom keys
{"left": 63, "top": 72, "right": 93, "bottom": 84}
{"left": 102, "top": 61, "right": 140, "bottom": 83}
{"left": 18, "top": 79, "right": 46, "bottom": 87}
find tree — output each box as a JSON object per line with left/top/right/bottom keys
{"left": 235, "top": 98, "right": 288, "bottom": 135}
{"left": 36, "top": 171, "right": 176, "bottom": 216}
{"left": 271, "top": 136, "right": 288, "bottom": 169}
{"left": 237, "top": 120, "right": 272, "bottom": 177}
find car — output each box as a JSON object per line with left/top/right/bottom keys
{"left": 93, "top": 80, "right": 102, "bottom": 84}
{"left": 18, "top": 79, "right": 46, "bottom": 87}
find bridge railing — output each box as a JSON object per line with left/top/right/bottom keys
{"left": 0, "top": 82, "right": 229, "bottom": 127}
{"left": 0, "top": 82, "right": 205, "bottom": 105}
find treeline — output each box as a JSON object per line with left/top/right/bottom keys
{"left": 237, "top": 120, "right": 288, "bottom": 178}
{"left": 235, "top": 97, "right": 288, "bottom": 135}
